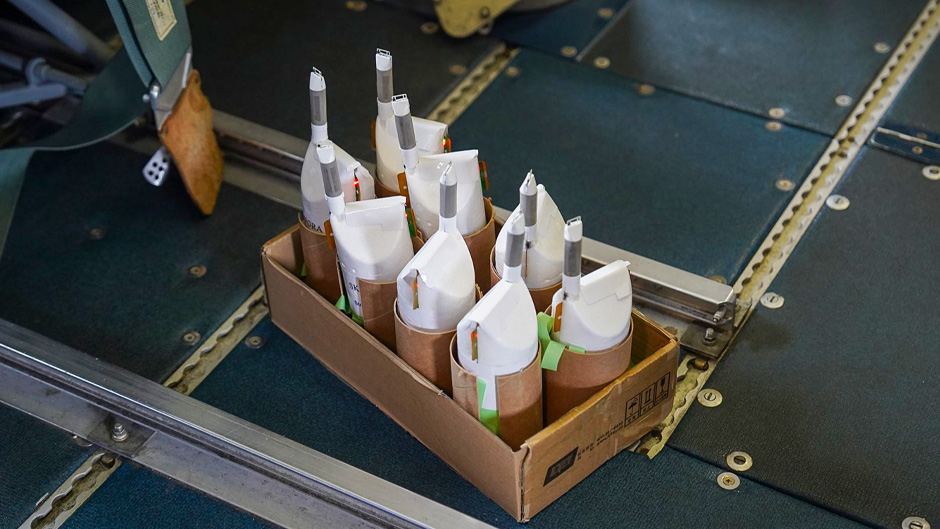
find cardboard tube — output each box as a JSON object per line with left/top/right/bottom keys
{"left": 543, "top": 315, "right": 635, "bottom": 424}
{"left": 489, "top": 247, "right": 560, "bottom": 309}
{"left": 394, "top": 287, "right": 482, "bottom": 396}
{"left": 464, "top": 199, "right": 497, "bottom": 292}
{"left": 450, "top": 337, "right": 543, "bottom": 450}
{"left": 357, "top": 237, "right": 424, "bottom": 351}
{"left": 359, "top": 277, "right": 398, "bottom": 350}
{"left": 297, "top": 213, "right": 342, "bottom": 303}
{"left": 394, "top": 301, "right": 456, "bottom": 395}
{"left": 374, "top": 177, "right": 400, "bottom": 198}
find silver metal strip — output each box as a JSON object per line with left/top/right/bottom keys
{"left": 874, "top": 126, "right": 940, "bottom": 150}
{"left": 425, "top": 43, "right": 518, "bottom": 125}
{"left": 0, "top": 318, "right": 494, "bottom": 529}
{"left": 213, "top": 112, "right": 736, "bottom": 330}
{"left": 23, "top": 288, "right": 269, "bottom": 529}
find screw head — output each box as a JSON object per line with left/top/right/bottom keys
{"left": 182, "top": 331, "right": 201, "bottom": 345}
{"left": 726, "top": 451, "right": 753, "bottom": 471}
{"left": 765, "top": 121, "right": 783, "bottom": 132}
{"left": 717, "top": 472, "right": 740, "bottom": 490}
{"left": 835, "top": 95, "right": 853, "bottom": 107}
{"left": 88, "top": 228, "right": 105, "bottom": 240}
{"left": 698, "top": 388, "right": 723, "bottom": 407}
{"left": 923, "top": 165, "right": 940, "bottom": 180}
{"left": 769, "top": 107, "right": 786, "bottom": 119}
{"left": 903, "top": 517, "right": 930, "bottom": 529}
{"left": 912, "top": 146, "right": 924, "bottom": 155}
{"left": 504, "top": 66, "right": 520, "bottom": 78}
{"left": 703, "top": 327, "right": 717, "bottom": 344}
{"left": 826, "top": 194, "right": 850, "bottom": 211}
{"left": 449, "top": 64, "right": 468, "bottom": 75}
{"left": 560, "top": 46, "right": 577, "bottom": 58}
{"left": 760, "top": 292, "right": 785, "bottom": 309}
{"left": 188, "top": 264, "right": 207, "bottom": 278}
{"left": 111, "top": 422, "right": 128, "bottom": 442}
{"left": 597, "top": 7, "right": 615, "bottom": 19}
{"left": 593, "top": 56, "right": 611, "bottom": 69}
{"left": 776, "top": 178, "right": 795, "bottom": 191}
{"left": 345, "top": 0, "right": 366, "bottom": 11}
{"left": 480, "top": 6, "right": 490, "bottom": 18}
{"left": 636, "top": 84, "right": 656, "bottom": 96}
{"left": 245, "top": 335, "right": 264, "bottom": 349}
{"left": 420, "top": 21, "right": 439, "bottom": 34}
{"left": 691, "top": 357, "right": 709, "bottom": 370}
{"left": 874, "top": 42, "right": 891, "bottom": 54}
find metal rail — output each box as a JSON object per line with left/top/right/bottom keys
{"left": 0, "top": 318, "right": 495, "bottom": 529}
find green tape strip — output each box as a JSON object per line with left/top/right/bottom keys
{"left": 537, "top": 312, "right": 552, "bottom": 352}
{"left": 334, "top": 295, "right": 349, "bottom": 313}
{"left": 477, "top": 379, "right": 500, "bottom": 436}
{"left": 334, "top": 295, "right": 364, "bottom": 326}
{"left": 406, "top": 207, "right": 417, "bottom": 237}
{"left": 542, "top": 341, "right": 566, "bottom": 371}
{"left": 537, "top": 312, "right": 586, "bottom": 371}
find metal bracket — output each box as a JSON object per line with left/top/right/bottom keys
{"left": 680, "top": 323, "right": 733, "bottom": 358}
{"left": 86, "top": 415, "right": 155, "bottom": 457}
{"left": 143, "top": 145, "right": 171, "bottom": 186}
{"left": 871, "top": 125, "right": 940, "bottom": 164}
{"left": 149, "top": 47, "right": 192, "bottom": 131}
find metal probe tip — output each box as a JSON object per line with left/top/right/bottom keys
{"left": 315, "top": 140, "right": 335, "bottom": 163}
{"left": 565, "top": 217, "right": 582, "bottom": 241}
{"left": 391, "top": 94, "right": 410, "bottom": 116}
{"left": 309, "top": 67, "right": 325, "bottom": 91}
{"left": 440, "top": 162, "right": 456, "bottom": 185}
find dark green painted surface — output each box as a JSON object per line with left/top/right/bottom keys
{"left": 449, "top": 50, "right": 828, "bottom": 282}
{"left": 669, "top": 148, "right": 940, "bottom": 528}
{"left": 583, "top": 0, "right": 927, "bottom": 134}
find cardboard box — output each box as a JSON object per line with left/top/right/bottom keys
{"left": 262, "top": 225, "right": 679, "bottom": 521}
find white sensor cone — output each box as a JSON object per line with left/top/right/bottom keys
{"left": 551, "top": 262, "right": 633, "bottom": 352}
{"left": 495, "top": 175, "right": 565, "bottom": 289}
{"left": 549, "top": 217, "right": 631, "bottom": 351}
{"left": 302, "top": 145, "right": 375, "bottom": 232}
{"left": 457, "top": 211, "right": 538, "bottom": 410}
{"left": 374, "top": 50, "right": 448, "bottom": 188}
{"left": 408, "top": 150, "right": 486, "bottom": 238}
{"left": 301, "top": 68, "right": 375, "bottom": 231}
{"left": 397, "top": 163, "right": 476, "bottom": 331}
{"left": 319, "top": 142, "right": 413, "bottom": 318}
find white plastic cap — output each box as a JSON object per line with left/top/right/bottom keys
{"left": 375, "top": 49, "right": 392, "bottom": 71}
{"left": 440, "top": 161, "right": 457, "bottom": 186}
{"left": 391, "top": 94, "right": 411, "bottom": 117}
{"left": 521, "top": 170, "right": 537, "bottom": 196}
{"left": 564, "top": 216, "right": 582, "bottom": 242}
{"left": 315, "top": 141, "right": 335, "bottom": 165}
{"left": 309, "top": 68, "right": 325, "bottom": 91}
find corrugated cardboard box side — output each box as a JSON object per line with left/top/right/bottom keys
{"left": 261, "top": 225, "right": 679, "bottom": 521}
